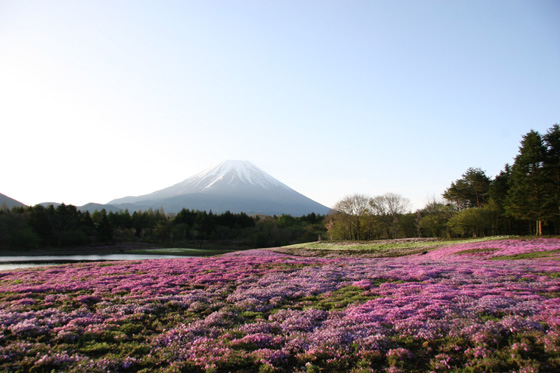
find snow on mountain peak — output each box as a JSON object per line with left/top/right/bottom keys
{"left": 192, "top": 160, "right": 285, "bottom": 190}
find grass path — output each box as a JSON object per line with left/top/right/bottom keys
{"left": 269, "top": 236, "right": 516, "bottom": 258}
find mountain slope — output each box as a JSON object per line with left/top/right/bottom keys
{"left": 78, "top": 203, "right": 122, "bottom": 213}
{"left": 0, "top": 193, "right": 26, "bottom": 208}
{"left": 109, "top": 160, "right": 330, "bottom": 215}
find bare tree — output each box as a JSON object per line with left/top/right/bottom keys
{"left": 330, "top": 194, "right": 372, "bottom": 240}
{"left": 370, "top": 193, "right": 411, "bottom": 238}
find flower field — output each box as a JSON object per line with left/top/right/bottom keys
{"left": 1, "top": 238, "right": 560, "bottom": 372}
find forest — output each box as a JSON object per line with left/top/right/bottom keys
{"left": 0, "top": 203, "right": 325, "bottom": 250}
{"left": 327, "top": 124, "right": 560, "bottom": 240}
{"left": 1, "top": 124, "right": 559, "bottom": 251}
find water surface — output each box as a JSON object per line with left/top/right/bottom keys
{"left": 0, "top": 254, "right": 192, "bottom": 271}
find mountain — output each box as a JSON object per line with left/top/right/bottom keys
{"left": 108, "top": 160, "right": 331, "bottom": 216}
{"left": 78, "top": 203, "right": 122, "bottom": 213}
{"left": 0, "top": 193, "right": 26, "bottom": 209}
{"left": 39, "top": 202, "right": 62, "bottom": 208}
{"left": 35, "top": 202, "right": 122, "bottom": 213}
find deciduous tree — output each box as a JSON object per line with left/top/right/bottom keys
{"left": 369, "top": 193, "right": 411, "bottom": 238}
{"left": 417, "top": 198, "right": 456, "bottom": 237}
{"left": 328, "top": 194, "right": 372, "bottom": 240}
{"left": 447, "top": 207, "right": 494, "bottom": 238}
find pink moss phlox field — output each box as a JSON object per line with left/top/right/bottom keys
{"left": 1, "top": 239, "right": 560, "bottom": 372}
{"left": 424, "top": 238, "right": 560, "bottom": 259}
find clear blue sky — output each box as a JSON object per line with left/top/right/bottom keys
{"left": 1, "top": 0, "right": 559, "bottom": 211}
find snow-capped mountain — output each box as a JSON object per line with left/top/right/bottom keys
{"left": 108, "top": 160, "right": 330, "bottom": 216}
{"left": 110, "top": 160, "right": 290, "bottom": 204}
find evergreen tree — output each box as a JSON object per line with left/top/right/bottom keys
{"left": 505, "top": 130, "right": 550, "bottom": 235}
{"left": 50, "top": 204, "right": 86, "bottom": 246}
{"left": 132, "top": 211, "right": 145, "bottom": 237}
{"left": 0, "top": 208, "right": 39, "bottom": 249}
{"left": 174, "top": 209, "right": 197, "bottom": 227}
{"left": 96, "top": 213, "right": 114, "bottom": 243}
{"left": 80, "top": 211, "right": 96, "bottom": 241}
{"left": 443, "top": 168, "right": 490, "bottom": 209}
{"left": 543, "top": 124, "right": 560, "bottom": 233}
{"left": 487, "top": 165, "right": 514, "bottom": 234}
{"left": 26, "top": 205, "right": 55, "bottom": 245}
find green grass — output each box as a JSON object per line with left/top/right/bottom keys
{"left": 284, "top": 240, "right": 436, "bottom": 251}
{"left": 302, "top": 285, "right": 377, "bottom": 311}
{"left": 278, "top": 236, "right": 516, "bottom": 258}
{"left": 455, "top": 248, "right": 500, "bottom": 255}
{"left": 541, "top": 271, "right": 560, "bottom": 279}
{"left": 285, "top": 236, "right": 513, "bottom": 251}
{"left": 490, "top": 249, "right": 560, "bottom": 261}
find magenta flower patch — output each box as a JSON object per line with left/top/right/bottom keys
{"left": 1, "top": 238, "right": 559, "bottom": 371}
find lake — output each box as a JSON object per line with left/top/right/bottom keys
{"left": 0, "top": 254, "right": 193, "bottom": 272}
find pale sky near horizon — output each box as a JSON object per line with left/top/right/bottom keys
{"left": 1, "top": 0, "right": 559, "bottom": 211}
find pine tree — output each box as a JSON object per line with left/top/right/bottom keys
{"left": 488, "top": 164, "right": 512, "bottom": 234}
{"left": 543, "top": 124, "right": 560, "bottom": 233}
{"left": 443, "top": 168, "right": 490, "bottom": 209}
{"left": 505, "top": 130, "right": 550, "bottom": 235}
{"left": 96, "top": 214, "right": 114, "bottom": 243}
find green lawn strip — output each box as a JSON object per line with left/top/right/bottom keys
{"left": 300, "top": 285, "right": 377, "bottom": 311}
{"left": 278, "top": 236, "right": 516, "bottom": 258}
{"left": 490, "top": 249, "right": 560, "bottom": 261}
{"left": 283, "top": 240, "right": 441, "bottom": 251}
{"left": 540, "top": 271, "right": 560, "bottom": 279}
{"left": 454, "top": 248, "right": 501, "bottom": 255}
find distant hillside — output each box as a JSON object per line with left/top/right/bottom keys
{"left": 38, "top": 202, "right": 62, "bottom": 208}
{"left": 0, "top": 193, "right": 26, "bottom": 208}
{"left": 78, "top": 203, "right": 122, "bottom": 213}
{"left": 36, "top": 202, "right": 122, "bottom": 213}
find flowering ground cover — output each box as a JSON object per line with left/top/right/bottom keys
{"left": 422, "top": 238, "right": 560, "bottom": 260}
{"left": 1, "top": 238, "right": 560, "bottom": 372}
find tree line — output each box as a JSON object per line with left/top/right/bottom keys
{"left": 0, "top": 204, "right": 326, "bottom": 250}
{"left": 2, "top": 124, "right": 558, "bottom": 249}
{"left": 326, "top": 124, "right": 560, "bottom": 239}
